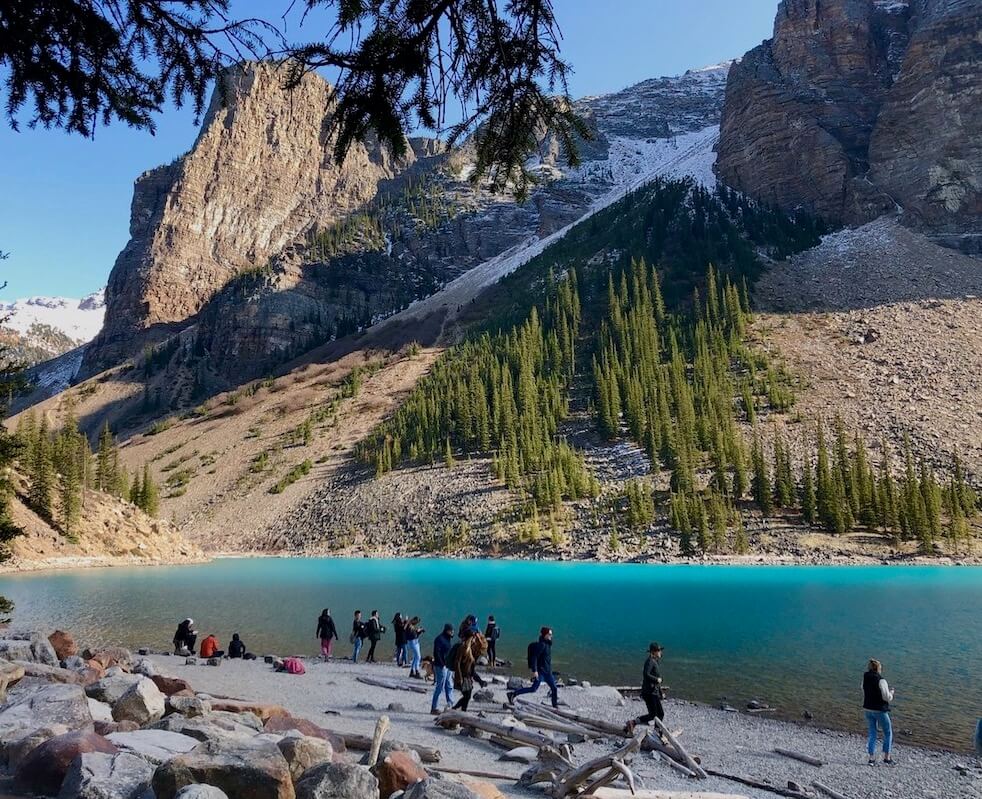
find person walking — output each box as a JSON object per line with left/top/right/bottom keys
{"left": 863, "top": 658, "right": 895, "bottom": 765}
{"left": 452, "top": 630, "right": 488, "bottom": 712}
{"left": 365, "top": 610, "right": 384, "bottom": 663}
{"left": 484, "top": 615, "right": 500, "bottom": 666}
{"left": 625, "top": 642, "right": 665, "bottom": 732}
{"left": 351, "top": 610, "right": 366, "bottom": 663}
{"left": 316, "top": 608, "right": 338, "bottom": 661}
{"left": 508, "top": 627, "right": 559, "bottom": 709}
{"left": 405, "top": 616, "right": 425, "bottom": 678}
{"left": 431, "top": 623, "right": 455, "bottom": 715}
{"left": 392, "top": 612, "right": 406, "bottom": 666}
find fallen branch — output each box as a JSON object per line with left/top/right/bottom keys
{"left": 657, "top": 751, "right": 696, "bottom": 778}
{"left": 432, "top": 766, "right": 517, "bottom": 780}
{"left": 340, "top": 733, "right": 440, "bottom": 763}
{"left": 356, "top": 675, "right": 428, "bottom": 694}
{"left": 513, "top": 707, "right": 605, "bottom": 739}
{"left": 813, "top": 781, "right": 852, "bottom": 799}
{"left": 773, "top": 748, "right": 824, "bottom": 767}
{"left": 705, "top": 769, "right": 811, "bottom": 799}
{"left": 653, "top": 718, "right": 707, "bottom": 779}
{"left": 436, "top": 710, "right": 559, "bottom": 749}
{"left": 524, "top": 701, "right": 631, "bottom": 737}
{"left": 550, "top": 734, "right": 644, "bottom": 798}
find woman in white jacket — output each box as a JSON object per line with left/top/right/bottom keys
{"left": 862, "top": 658, "right": 895, "bottom": 765}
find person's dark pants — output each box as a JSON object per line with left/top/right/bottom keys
{"left": 367, "top": 639, "right": 378, "bottom": 662}
{"left": 512, "top": 670, "right": 559, "bottom": 707}
{"left": 638, "top": 691, "right": 664, "bottom": 724}
{"left": 174, "top": 634, "right": 197, "bottom": 654}
{"left": 487, "top": 640, "right": 497, "bottom": 666}
{"left": 453, "top": 689, "right": 473, "bottom": 711}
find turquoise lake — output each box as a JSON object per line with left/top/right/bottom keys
{"left": 1, "top": 559, "right": 980, "bottom": 750}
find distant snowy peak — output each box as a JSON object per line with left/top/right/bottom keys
{"left": 1, "top": 289, "right": 106, "bottom": 342}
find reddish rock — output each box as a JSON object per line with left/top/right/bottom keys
{"left": 84, "top": 647, "right": 133, "bottom": 671}
{"left": 151, "top": 674, "right": 194, "bottom": 696}
{"left": 14, "top": 730, "right": 117, "bottom": 795}
{"left": 48, "top": 630, "right": 78, "bottom": 661}
{"left": 211, "top": 699, "right": 289, "bottom": 723}
{"left": 376, "top": 750, "right": 427, "bottom": 798}
{"left": 263, "top": 714, "right": 346, "bottom": 754}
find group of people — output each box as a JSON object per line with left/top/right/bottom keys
{"left": 172, "top": 619, "right": 252, "bottom": 660}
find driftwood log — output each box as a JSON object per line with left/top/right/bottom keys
{"left": 658, "top": 751, "right": 697, "bottom": 779}
{"left": 813, "top": 781, "right": 852, "bottom": 799}
{"left": 653, "top": 719, "right": 707, "bottom": 779}
{"left": 367, "top": 715, "right": 390, "bottom": 768}
{"left": 520, "top": 733, "right": 644, "bottom": 798}
{"left": 356, "top": 675, "right": 428, "bottom": 694}
{"left": 436, "top": 710, "right": 560, "bottom": 749}
{"left": 340, "top": 732, "right": 441, "bottom": 763}
{"left": 704, "top": 770, "right": 812, "bottom": 799}
{"left": 773, "top": 748, "right": 824, "bottom": 767}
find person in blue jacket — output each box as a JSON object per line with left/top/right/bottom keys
{"left": 507, "top": 626, "right": 558, "bottom": 708}
{"left": 430, "top": 623, "right": 455, "bottom": 715}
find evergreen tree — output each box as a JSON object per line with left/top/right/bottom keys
{"left": 96, "top": 421, "right": 115, "bottom": 492}
{"left": 800, "top": 453, "right": 816, "bottom": 526}
{"left": 28, "top": 418, "right": 54, "bottom": 520}
{"left": 141, "top": 464, "right": 160, "bottom": 517}
{"left": 751, "top": 432, "right": 773, "bottom": 515}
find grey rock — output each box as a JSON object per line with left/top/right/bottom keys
{"left": 499, "top": 746, "right": 537, "bottom": 764}
{"left": 387, "top": 702, "right": 406, "bottom": 713}
{"left": 506, "top": 677, "right": 525, "bottom": 691}
{"left": 58, "top": 751, "right": 154, "bottom": 799}
{"left": 87, "top": 698, "right": 114, "bottom": 723}
{"left": 112, "top": 678, "right": 166, "bottom": 725}
{"left": 107, "top": 729, "right": 199, "bottom": 764}
{"left": 0, "top": 682, "right": 93, "bottom": 753}
{"left": 295, "top": 761, "right": 378, "bottom": 799}
{"left": 277, "top": 734, "right": 334, "bottom": 781}
{"left": 167, "top": 695, "right": 212, "bottom": 718}
{"left": 403, "top": 778, "right": 483, "bottom": 799}
{"left": 152, "top": 737, "right": 294, "bottom": 799}
{"left": 174, "top": 787, "right": 230, "bottom": 799}
{"left": 132, "top": 658, "right": 158, "bottom": 678}
{"left": 151, "top": 710, "right": 264, "bottom": 743}
{"left": 0, "top": 632, "right": 59, "bottom": 666}
{"left": 471, "top": 689, "right": 494, "bottom": 703}
{"left": 86, "top": 673, "right": 142, "bottom": 705}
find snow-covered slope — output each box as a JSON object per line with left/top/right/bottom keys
{"left": 1, "top": 290, "right": 106, "bottom": 342}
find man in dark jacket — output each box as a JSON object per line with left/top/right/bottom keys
{"left": 507, "top": 627, "right": 558, "bottom": 708}
{"left": 485, "top": 615, "right": 500, "bottom": 666}
{"left": 316, "top": 609, "right": 338, "bottom": 661}
{"left": 431, "top": 623, "right": 455, "bottom": 715}
{"left": 631, "top": 642, "right": 665, "bottom": 728}
{"left": 365, "top": 609, "right": 384, "bottom": 663}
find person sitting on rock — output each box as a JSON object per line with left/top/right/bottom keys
{"left": 228, "top": 633, "right": 246, "bottom": 659}
{"left": 173, "top": 618, "right": 197, "bottom": 655}
{"left": 199, "top": 633, "right": 224, "bottom": 659}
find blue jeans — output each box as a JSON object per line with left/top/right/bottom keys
{"left": 352, "top": 636, "right": 363, "bottom": 663}
{"left": 865, "top": 710, "right": 892, "bottom": 755}
{"left": 512, "top": 671, "right": 559, "bottom": 707}
{"left": 432, "top": 665, "right": 453, "bottom": 711}
{"left": 408, "top": 639, "right": 421, "bottom": 673}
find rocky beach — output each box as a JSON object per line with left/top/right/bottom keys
{"left": 0, "top": 628, "right": 978, "bottom": 799}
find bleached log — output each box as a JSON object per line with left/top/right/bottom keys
{"left": 521, "top": 700, "right": 632, "bottom": 737}
{"left": 367, "top": 715, "right": 390, "bottom": 768}
{"left": 355, "top": 675, "right": 428, "bottom": 694}
{"left": 653, "top": 718, "right": 707, "bottom": 779}
{"left": 773, "top": 748, "right": 824, "bottom": 767}
{"left": 704, "top": 770, "right": 811, "bottom": 799}
{"left": 551, "top": 734, "right": 643, "bottom": 798}
{"left": 436, "top": 710, "right": 558, "bottom": 748}
{"left": 813, "top": 781, "right": 852, "bottom": 799}
{"left": 432, "top": 766, "right": 516, "bottom": 780}
{"left": 658, "top": 751, "right": 697, "bottom": 778}
{"left": 340, "top": 733, "right": 440, "bottom": 763}
{"left": 512, "top": 708, "right": 604, "bottom": 739}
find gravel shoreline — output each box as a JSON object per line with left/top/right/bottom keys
{"left": 147, "top": 655, "right": 982, "bottom": 799}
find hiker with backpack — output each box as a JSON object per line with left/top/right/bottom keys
{"left": 405, "top": 616, "right": 425, "bottom": 678}
{"left": 365, "top": 610, "right": 385, "bottom": 663}
{"left": 508, "top": 626, "right": 559, "bottom": 709}
{"left": 316, "top": 608, "right": 338, "bottom": 661}
{"left": 485, "top": 615, "right": 500, "bottom": 666}
{"left": 430, "top": 623, "right": 455, "bottom": 715}
{"left": 351, "top": 610, "right": 366, "bottom": 663}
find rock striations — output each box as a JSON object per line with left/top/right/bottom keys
{"left": 83, "top": 62, "right": 414, "bottom": 376}
{"left": 716, "top": 0, "right": 981, "bottom": 245}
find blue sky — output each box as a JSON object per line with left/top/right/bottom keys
{"left": 0, "top": 0, "right": 777, "bottom": 299}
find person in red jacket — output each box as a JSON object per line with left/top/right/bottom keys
{"left": 199, "top": 634, "right": 224, "bottom": 659}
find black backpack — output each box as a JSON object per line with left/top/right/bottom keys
{"left": 526, "top": 641, "right": 539, "bottom": 671}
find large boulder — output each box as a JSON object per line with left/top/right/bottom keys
{"left": 403, "top": 779, "right": 484, "bottom": 799}
{"left": 167, "top": 695, "right": 211, "bottom": 717}
{"left": 152, "top": 737, "right": 295, "bottom": 799}
{"left": 14, "top": 730, "right": 117, "bottom": 796}
{"left": 153, "top": 710, "right": 264, "bottom": 743}
{"left": 294, "top": 761, "right": 377, "bottom": 799}
{"left": 0, "top": 682, "right": 93, "bottom": 755}
{"left": 15, "top": 660, "right": 83, "bottom": 684}
{"left": 375, "top": 749, "right": 426, "bottom": 797}
{"left": 151, "top": 675, "right": 194, "bottom": 697}
{"left": 87, "top": 698, "right": 114, "bottom": 723}
{"left": 84, "top": 647, "right": 134, "bottom": 672}
{"left": 6, "top": 724, "right": 70, "bottom": 770}
{"left": 0, "top": 631, "right": 59, "bottom": 666}
{"left": 277, "top": 733, "right": 333, "bottom": 781}
{"left": 112, "top": 678, "right": 166, "bottom": 725}
{"left": 174, "top": 787, "right": 230, "bottom": 799}
{"left": 58, "top": 751, "right": 154, "bottom": 799}
{"left": 107, "top": 729, "right": 199, "bottom": 764}
{"left": 263, "top": 715, "right": 346, "bottom": 754}
{"left": 48, "top": 630, "right": 79, "bottom": 661}
{"left": 131, "top": 658, "right": 157, "bottom": 678}
{"left": 0, "top": 660, "right": 25, "bottom": 700}
{"left": 86, "top": 672, "right": 142, "bottom": 705}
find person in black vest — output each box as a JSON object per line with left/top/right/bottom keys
{"left": 507, "top": 626, "right": 558, "bottom": 708}
{"left": 485, "top": 615, "right": 500, "bottom": 666}
{"left": 625, "top": 642, "right": 665, "bottom": 731}
{"left": 862, "top": 658, "right": 895, "bottom": 765}
{"left": 365, "top": 610, "right": 384, "bottom": 663}
{"left": 316, "top": 608, "right": 338, "bottom": 661}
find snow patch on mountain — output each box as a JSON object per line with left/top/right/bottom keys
{"left": 1, "top": 290, "right": 106, "bottom": 342}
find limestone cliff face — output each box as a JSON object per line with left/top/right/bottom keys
{"left": 716, "top": 0, "right": 980, "bottom": 241}
{"left": 83, "top": 62, "right": 411, "bottom": 374}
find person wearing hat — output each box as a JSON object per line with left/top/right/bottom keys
{"left": 632, "top": 642, "right": 666, "bottom": 728}
{"left": 172, "top": 618, "right": 197, "bottom": 655}
{"left": 431, "top": 622, "right": 456, "bottom": 715}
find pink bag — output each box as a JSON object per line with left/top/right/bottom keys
{"left": 283, "top": 657, "right": 306, "bottom": 675}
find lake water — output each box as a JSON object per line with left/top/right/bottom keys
{"left": 1, "top": 559, "right": 980, "bottom": 750}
